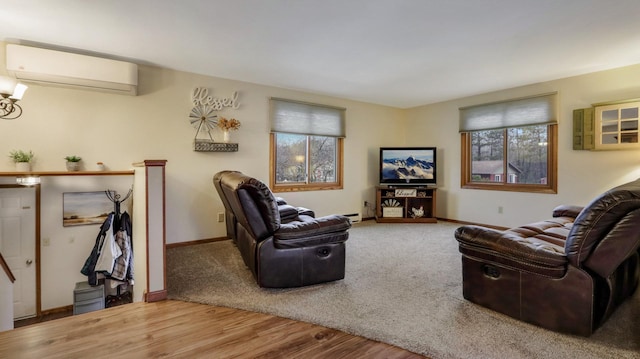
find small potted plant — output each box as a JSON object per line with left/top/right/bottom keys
{"left": 9, "top": 150, "right": 34, "bottom": 172}
{"left": 65, "top": 155, "right": 82, "bottom": 172}
{"left": 217, "top": 117, "right": 241, "bottom": 143}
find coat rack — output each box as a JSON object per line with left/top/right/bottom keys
{"left": 104, "top": 187, "right": 133, "bottom": 308}
{"left": 106, "top": 188, "right": 132, "bottom": 227}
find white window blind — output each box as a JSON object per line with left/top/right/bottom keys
{"left": 459, "top": 92, "right": 558, "bottom": 132}
{"left": 270, "top": 98, "right": 346, "bottom": 137}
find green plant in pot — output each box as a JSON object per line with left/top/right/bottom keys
{"left": 9, "top": 150, "right": 34, "bottom": 172}
{"left": 65, "top": 155, "right": 82, "bottom": 172}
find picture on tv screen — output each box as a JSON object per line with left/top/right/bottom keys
{"left": 380, "top": 147, "right": 436, "bottom": 185}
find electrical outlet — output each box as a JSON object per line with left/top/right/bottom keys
{"left": 217, "top": 212, "right": 225, "bottom": 222}
{"left": 364, "top": 201, "right": 369, "bottom": 207}
{"left": 43, "top": 237, "right": 50, "bottom": 246}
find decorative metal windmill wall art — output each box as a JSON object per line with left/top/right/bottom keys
{"left": 190, "top": 87, "right": 240, "bottom": 152}
{"left": 190, "top": 104, "right": 217, "bottom": 140}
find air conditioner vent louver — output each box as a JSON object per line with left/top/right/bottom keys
{"left": 6, "top": 44, "right": 138, "bottom": 96}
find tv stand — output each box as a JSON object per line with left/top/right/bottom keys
{"left": 375, "top": 186, "right": 437, "bottom": 223}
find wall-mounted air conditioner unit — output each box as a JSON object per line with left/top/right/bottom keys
{"left": 6, "top": 44, "right": 138, "bottom": 95}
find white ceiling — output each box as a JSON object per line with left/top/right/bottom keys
{"left": 1, "top": 0, "right": 640, "bottom": 108}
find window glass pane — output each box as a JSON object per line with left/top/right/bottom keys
{"left": 602, "top": 133, "right": 618, "bottom": 144}
{"left": 507, "top": 125, "right": 548, "bottom": 184}
{"left": 621, "top": 133, "right": 638, "bottom": 144}
{"left": 275, "top": 133, "right": 307, "bottom": 183}
{"left": 621, "top": 107, "right": 638, "bottom": 119}
{"left": 309, "top": 136, "right": 336, "bottom": 183}
{"left": 462, "top": 125, "right": 556, "bottom": 193}
{"left": 621, "top": 120, "right": 638, "bottom": 131}
{"left": 470, "top": 129, "right": 504, "bottom": 182}
{"left": 602, "top": 109, "right": 619, "bottom": 121}
{"left": 602, "top": 122, "right": 618, "bottom": 133}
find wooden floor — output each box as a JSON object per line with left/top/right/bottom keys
{"left": 0, "top": 300, "right": 427, "bottom": 358}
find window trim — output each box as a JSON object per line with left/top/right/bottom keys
{"left": 269, "top": 133, "right": 344, "bottom": 193}
{"left": 460, "top": 124, "right": 557, "bottom": 194}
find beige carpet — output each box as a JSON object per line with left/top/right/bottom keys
{"left": 166, "top": 221, "right": 639, "bottom": 359}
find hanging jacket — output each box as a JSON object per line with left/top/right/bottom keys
{"left": 94, "top": 214, "right": 121, "bottom": 275}
{"left": 81, "top": 213, "right": 114, "bottom": 285}
{"left": 103, "top": 211, "right": 134, "bottom": 282}
{"left": 121, "top": 211, "right": 134, "bottom": 283}
{"left": 111, "top": 220, "right": 131, "bottom": 280}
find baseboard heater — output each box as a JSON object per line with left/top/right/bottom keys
{"left": 343, "top": 213, "right": 362, "bottom": 224}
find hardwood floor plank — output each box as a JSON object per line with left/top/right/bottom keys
{"left": 0, "top": 300, "right": 427, "bottom": 358}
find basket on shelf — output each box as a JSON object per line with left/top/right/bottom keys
{"left": 193, "top": 139, "right": 238, "bottom": 152}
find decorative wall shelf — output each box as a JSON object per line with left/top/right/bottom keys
{"left": 193, "top": 140, "right": 238, "bottom": 152}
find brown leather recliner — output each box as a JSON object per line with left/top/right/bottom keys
{"left": 455, "top": 178, "right": 640, "bottom": 336}
{"left": 213, "top": 170, "right": 351, "bottom": 288}
{"left": 214, "top": 171, "right": 314, "bottom": 243}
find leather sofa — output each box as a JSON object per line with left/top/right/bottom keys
{"left": 455, "top": 178, "right": 640, "bottom": 336}
{"left": 213, "top": 170, "right": 351, "bottom": 288}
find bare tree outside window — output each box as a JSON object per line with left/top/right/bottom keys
{"left": 309, "top": 136, "right": 336, "bottom": 183}
{"left": 469, "top": 125, "right": 550, "bottom": 187}
{"left": 275, "top": 133, "right": 307, "bottom": 183}
{"left": 471, "top": 129, "right": 504, "bottom": 182}
{"left": 460, "top": 93, "right": 557, "bottom": 193}
{"left": 274, "top": 133, "right": 338, "bottom": 186}
{"left": 507, "top": 125, "right": 548, "bottom": 184}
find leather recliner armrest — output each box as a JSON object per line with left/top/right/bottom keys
{"left": 278, "top": 205, "right": 316, "bottom": 222}
{"left": 552, "top": 205, "right": 584, "bottom": 218}
{"left": 274, "top": 215, "right": 351, "bottom": 248}
{"left": 278, "top": 204, "right": 299, "bottom": 222}
{"left": 296, "top": 206, "right": 315, "bottom": 217}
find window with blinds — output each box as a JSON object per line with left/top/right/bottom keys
{"left": 459, "top": 93, "right": 558, "bottom": 193}
{"left": 269, "top": 98, "right": 345, "bottom": 192}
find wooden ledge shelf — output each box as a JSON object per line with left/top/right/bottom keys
{"left": 193, "top": 140, "right": 238, "bottom": 152}
{"left": 0, "top": 170, "right": 135, "bottom": 177}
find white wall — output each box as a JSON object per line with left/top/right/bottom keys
{"left": 0, "top": 42, "right": 404, "bottom": 310}
{"left": 405, "top": 63, "right": 640, "bottom": 228}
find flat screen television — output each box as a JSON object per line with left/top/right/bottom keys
{"left": 379, "top": 147, "right": 437, "bottom": 186}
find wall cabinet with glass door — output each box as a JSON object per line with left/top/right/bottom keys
{"left": 573, "top": 100, "right": 640, "bottom": 150}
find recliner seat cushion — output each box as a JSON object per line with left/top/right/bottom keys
{"left": 455, "top": 217, "right": 574, "bottom": 278}
{"left": 456, "top": 217, "right": 572, "bottom": 264}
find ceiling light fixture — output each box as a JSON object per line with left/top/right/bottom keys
{"left": 0, "top": 75, "right": 28, "bottom": 120}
